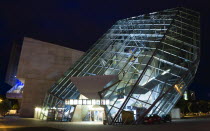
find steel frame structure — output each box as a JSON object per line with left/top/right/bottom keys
{"left": 39, "top": 7, "right": 200, "bottom": 125}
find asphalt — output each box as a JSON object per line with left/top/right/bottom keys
{"left": 1, "top": 116, "right": 210, "bottom": 131}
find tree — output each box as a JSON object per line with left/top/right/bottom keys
{"left": 198, "top": 100, "right": 209, "bottom": 113}
{"left": 187, "top": 102, "right": 192, "bottom": 113}
{"left": 12, "top": 103, "right": 19, "bottom": 110}
{"left": 175, "top": 99, "right": 189, "bottom": 114}
{"left": 190, "top": 102, "right": 199, "bottom": 113}
{"left": 0, "top": 99, "right": 11, "bottom": 117}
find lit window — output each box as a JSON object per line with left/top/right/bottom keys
{"left": 78, "top": 99, "right": 82, "bottom": 105}
{"left": 92, "top": 99, "right": 96, "bottom": 105}
{"left": 65, "top": 99, "right": 110, "bottom": 105}
{"left": 101, "top": 99, "right": 105, "bottom": 105}
{"left": 96, "top": 100, "right": 100, "bottom": 105}
{"left": 106, "top": 100, "right": 110, "bottom": 105}
{"left": 70, "top": 99, "right": 74, "bottom": 105}
{"left": 83, "top": 100, "right": 87, "bottom": 105}
{"left": 87, "top": 100, "right": 91, "bottom": 105}
{"left": 73, "top": 99, "right": 77, "bottom": 105}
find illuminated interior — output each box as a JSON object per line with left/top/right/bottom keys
{"left": 6, "top": 78, "right": 24, "bottom": 99}
{"left": 65, "top": 99, "right": 110, "bottom": 105}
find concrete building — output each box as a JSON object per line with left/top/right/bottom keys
{"left": 6, "top": 37, "right": 84, "bottom": 117}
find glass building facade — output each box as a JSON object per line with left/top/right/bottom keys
{"left": 39, "top": 7, "right": 200, "bottom": 124}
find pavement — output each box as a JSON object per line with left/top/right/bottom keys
{"left": 1, "top": 116, "right": 210, "bottom": 131}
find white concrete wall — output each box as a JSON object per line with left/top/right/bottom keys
{"left": 71, "top": 95, "right": 90, "bottom": 122}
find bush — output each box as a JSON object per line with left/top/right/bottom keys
{"left": 0, "top": 99, "right": 11, "bottom": 117}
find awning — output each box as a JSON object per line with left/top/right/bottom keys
{"left": 70, "top": 75, "right": 118, "bottom": 99}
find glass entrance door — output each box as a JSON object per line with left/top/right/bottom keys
{"left": 90, "top": 110, "right": 104, "bottom": 122}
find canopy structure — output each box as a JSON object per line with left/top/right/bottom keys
{"left": 70, "top": 75, "right": 118, "bottom": 99}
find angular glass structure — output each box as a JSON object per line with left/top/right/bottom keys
{"left": 39, "top": 7, "right": 200, "bottom": 124}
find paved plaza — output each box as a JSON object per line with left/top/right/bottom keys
{"left": 1, "top": 117, "right": 210, "bottom": 131}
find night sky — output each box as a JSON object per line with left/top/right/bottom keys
{"left": 0, "top": 0, "right": 210, "bottom": 99}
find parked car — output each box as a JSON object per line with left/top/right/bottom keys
{"left": 150, "top": 114, "right": 162, "bottom": 123}
{"left": 142, "top": 116, "right": 153, "bottom": 124}
{"left": 143, "top": 114, "right": 162, "bottom": 124}
{"left": 162, "top": 114, "right": 172, "bottom": 123}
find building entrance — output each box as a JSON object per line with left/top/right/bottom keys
{"left": 89, "top": 110, "right": 104, "bottom": 122}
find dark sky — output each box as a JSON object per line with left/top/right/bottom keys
{"left": 0, "top": 0, "right": 210, "bottom": 99}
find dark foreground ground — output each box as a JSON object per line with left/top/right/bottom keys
{"left": 1, "top": 116, "right": 210, "bottom": 131}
